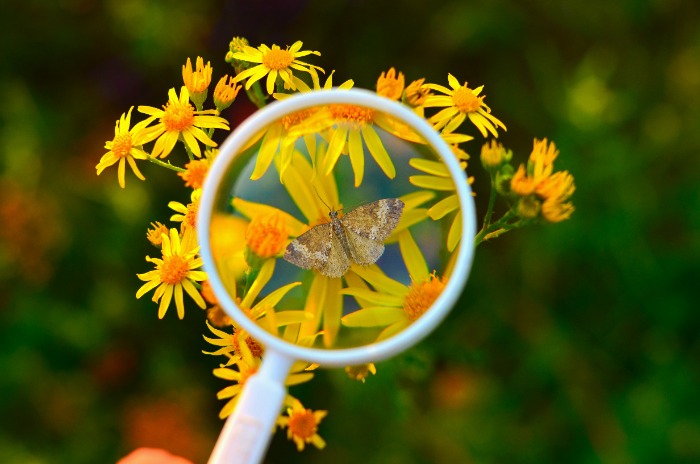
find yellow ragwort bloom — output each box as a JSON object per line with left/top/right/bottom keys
{"left": 213, "top": 75, "right": 242, "bottom": 111}
{"left": 182, "top": 56, "right": 213, "bottom": 108}
{"left": 231, "top": 41, "right": 324, "bottom": 95}
{"left": 136, "top": 228, "right": 206, "bottom": 319}
{"left": 345, "top": 363, "right": 377, "bottom": 383}
{"left": 424, "top": 74, "right": 506, "bottom": 137}
{"left": 245, "top": 211, "right": 289, "bottom": 259}
{"left": 169, "top": 188, "right": 201, "bottom": 232}
{"left": 178, "top": 154, "right": 213, "bottom": 190}
{"left": 96, "top": 107, "right": 153, "bottom": 188}
{"left": 146, "top": 221, "right": 169, "bottom": 247}
{"left": 403, "top": 77, "right": 431, "bottom": 110}
{"left": 278, "top": 400, "right": 328, "bottom": 452}
{"left": 510, "top": 138, "right": 575, "bottom": 222}
{"left": 138, "top": 87, "right": 229, "bottom": 159}
{"left": 376, "top": 67, "right": 405, "bottom": 101}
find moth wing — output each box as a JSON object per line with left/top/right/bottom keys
{"left": 284, "top": 223, "right": 333, "bottom": 270}
{"left": 318, "top": 232, "right": 351, "bottom": 278}
{"left": 344, "top": 227, "right": 385, "bottom": 266}
{"left": 341, "top": 198, "right": 405, "bottom": 241}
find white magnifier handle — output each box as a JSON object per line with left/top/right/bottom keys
{"left": 208, "top": 350, "right": 295, "bottom": 464}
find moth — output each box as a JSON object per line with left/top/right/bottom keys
{"left": 283, "top": 198, "right": 405, "bottom": 278}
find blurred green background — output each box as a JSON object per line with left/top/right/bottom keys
{"left": 1, "top": 0, "right": 698, "bottom": 463}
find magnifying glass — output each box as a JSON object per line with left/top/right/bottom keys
{"left": 198, "top": 88, "right": 477, "bottom": 463}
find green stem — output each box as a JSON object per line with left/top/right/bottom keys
{"left": 482, "top": 173, "right": 498, "bottom": 230}
{"left": 246, "top": 79, "right": 268, "bottom": 109}
{"left": 146, "top": 155, "right": 186, "bottom": 172}
{"left": 474, "top": 210, "right": 520, "bottom": 247}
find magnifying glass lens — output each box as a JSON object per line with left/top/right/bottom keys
{"left": 208, "top": 100, "right": 463, "bottom": 350}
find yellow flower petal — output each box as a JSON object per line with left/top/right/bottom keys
{"left": 398, "top": 230, "right": 429, "bottom": 282}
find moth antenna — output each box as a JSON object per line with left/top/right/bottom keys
{"left": 313, "top": 186, "right": 334, "bottom": 212}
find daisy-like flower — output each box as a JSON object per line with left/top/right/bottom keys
{"left": 212, "top": 75, "right": 241, "bottom": 111}
{"left": 245, "top": 210, "right": 289, "bottom": 261}
{"left": 138, "top": 87, "right": 229, "bottom": 159}
{"left": 423, "top": 74, "right": 506, "bottom": 137}
{"left": 241, "top": 71, "right": 353, "bottom": 182}
{"left": 178, "top": 149, "right": 215, "bottom": 189}
{"left": 277, "top": 399, "right": 328, "bottom": 452}
{"left": 345, "top": 363, "right": 377, "bottom": 383}
{"left": 376, "top": 67, "right": 405, "bottom": 101}
{"left": 182, "top": 56, "right": 212, "bottom": 108}
{"left": 96, "top": 107, "right": 153, "bottom": 188}
{"left": 136, "top": 228, "right": 207, "bottom": 319}
{"left": 169, "top": 188, "right": 201, "bottom": 232}
{"left": 408, "top": 148, "right": 472, "bottom": 252}
{"left": 510, "top": 138, "right": 575, "bottom": 222}
{"left": 342, "top": 265, "right": 448, "bottom": 341}
{"left": 146, "top": 221, "right": 169, "bottom": 247}
{"left": 231, "top": 41, "right": 324, "bottom": 95}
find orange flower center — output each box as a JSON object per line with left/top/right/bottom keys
{"left": 403, "top": 273, "right": 447, "bottom": 322}
{"left": 452, "top": 86, "right": 483, "bottom": 113}
{"left": 288, "top": 409, "right": 318, "bottom": 440}
{"left": 233, "top": 331, "right": 264, "bottom": 358}
{"left": 329, "top": 104, "right": 375, "bottom": 125}
{"left": 245, "top": 212, "right": 288, "bottom": 258}
{"left": 111, "top": 133, "right": 133, "bottom": 158}
{"left": 162, "top": 100, "right": 195, "bottom": 132}
{"left": 159, "top": 255, "right": 189, "bottom": 284}
{"left": 262, "top": 48, "right": 294, "bottom": 70}
{"left": 280, "top": 108, "right": 315, "bottom": 131}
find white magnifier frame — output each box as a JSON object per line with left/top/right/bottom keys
{"left": 198, "top": 88, "right": 476, "bottom": 464}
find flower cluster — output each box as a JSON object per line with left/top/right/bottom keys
{"left": 97, "top": 36, "right": 575, "bottom": 454}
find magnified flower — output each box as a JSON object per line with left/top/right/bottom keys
{"left": 408, "top": 149, "right": 472, "bottom": 251}
{"left": 231, "top": 41, "right": 324, "bottom": 95}
{"left": 136, "top": 228, "right": 206, "bottom": 319}
{"left": 96, "top": 107, "right": 153, "bottom": 188}
{"left": 342, "top": 264, "right": 447, "bottom": 341}
{"left": 423, "top": 74, "right": 506, "bottom": 137}
{"left": 277, "top": 399, "right": 328, "bottom": 452}
{"left": 138, "top": 87, "right": 229, "bottom": 159}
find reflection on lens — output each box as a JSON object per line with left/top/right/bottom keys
{"left": 209, "top": 102, "right": 463, "bottom": 349}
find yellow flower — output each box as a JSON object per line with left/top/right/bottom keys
{"left": 169, "top": 188, "right": 201, "bottom": 232}
{"left": 342, "top": 268, "right": 448, "bottom": 341}
{"left": 510, "top": 138, "right": 575, "bottom": 222}
{"left": 480, "top": 139, "right": 508, "bottom": 170}
{"left": 146, "top": 221, "right": 169, "bottom": 247}
{"left": 345, "top": 363, "right": 377, "bottom": 383}
{"left": 424, "top": 74, "right": 506, "bottom": 137}
{"left": 204, "top": 320, "right": 264, "bottom": 360}
{"left": 231, "top": 41, "right": 324, "bottom": 95}
{"left": 245, "top": 211, "right": 289, "bottom": 260}
{"left": 403, "top": 77, "right": 431, "bottom": 111}
{"left": 96, "top": 107, "right": 153, "bottom": 188}
{"left": 409, "top": 156, "right": 472, "bottom": 252}
{"left": 376, "top": 67, "right": 405, "bottom": 100}
{"left": 213, "top": 331, "right": 314, "bottom": 418}
{"left": 213, "top": 75, "right": 241, "bottom": 111}
{"left": 178, "top": 158, "right": 210, "bottom": 190}
{"left": 138, "top": 87, "right": 229, "bottom": 159}
{"left": 136, "top": 228, "right": 207, "bottom": 319}
{"left": 182, "top": 56, "right": 212, "bottom": 108}
{"left": 277, "top": 399, "right": 327, "bottom": 452}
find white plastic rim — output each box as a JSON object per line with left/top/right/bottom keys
{"left": 198, "top": 88, "right": 477, "bottom": 367}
